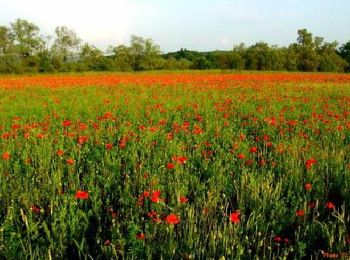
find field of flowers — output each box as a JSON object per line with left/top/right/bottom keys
{"left": 1, "top": 72, "right": 350, "bottom": 259}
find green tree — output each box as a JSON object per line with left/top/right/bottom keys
{"left": 245, "top": 42, "right": 272, "bottom": 70}
{"left": 128, "top": 35, "right": 164, "bottom": 70}
{"left": 111, "top": 45, "right": 132, "bottom": 71}
{"left": 79, "top": 43, "right": 113, "bottom": 71}
{"left": 10, "top": 19, "right": 44, "bottom": 71}
{"left": 339, "top": 41, "right": 350, "bottom": 72}
{"left": 51, "top": 26, "right": 81, "bottom": 70}
{"left": 295, "top": 29, "right": 320, "bottom": 71}
{"left": 318, "top": 41, "right": 347, "bottom": 72}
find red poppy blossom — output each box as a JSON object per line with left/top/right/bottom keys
{"left": 308, "top": 201, "right": 316, "bottom": 209}
{"left": 75, "top": 190, "right": 89, "bottom": 200}
{"left": 273, "top": 236, "right": 282, "bottom": 243}
{"left": 62, "top": 120, "right": 72, "bottom": 128}
{"left": 151, "top": 190, "right": 161, "bottom": 203}
{"left": 179, "top": 196, "right": 189, "bottom": 204}
{"left": 136, "top": 232, "right": 145, "bottom": 240}
{"left": 166, "top": 163, "right": 175, "bottom": 169}
{"left": 176, "top": 156, "right": 188, "bottom": 164}
{"left": 296, "top": 209, "right": 305, "bottom": 217}
{"left": 250, "top": 147, "right": 257, "bottom": 153}
{"left": 105, "top": 143, "right": 113, "bottom": 150}
{"left": 237, "top": 153, "right": 245, "bottom": 160}
{"left": 326, "top": 201, "right": 335, "bottom": 209}
{"left": 31, "top": 205, "right": 40, "bottom": 214}
{"left": 305, "top": 158, "right": 317, "bottom": 169}
{"left": 66, "top": 158, "right": 75, "bottom": 165}
{"left": 229, "top": 210, "right": 240, "bottom": 223}
{"left": 2, "top": 152, "right": 10, "bottom": 161}
{"left": 304, "top": 183, "right": 312, "bottom": 191}
{"left": 166, "top": 214, "right": 180, "bottom": 225}
{"left": 56, "top": 149, "right": 64, "bottom": 156}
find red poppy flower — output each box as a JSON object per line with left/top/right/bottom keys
{"left": 237, "top": 153, "right": 245, "bottom": 160}
{"left": 66, "top": 158, "right": 75, "bottom": 165}
{"left": 166, "top": 163, "right": 175, "bottom": 169}
{"left": 273, "top": 236, "right": 282, "bottom": 243}
{"left": 296, "top": 209, "right": 305, "bottom": 217}
{"left": 179, "top": 196, "right": 189, "bottom": 204}
{"left": 62, "top": 120, "right": 72, "bottom": 128}
{"left": 136, "top": 232, "right": 145, "bottom": 240}
{"left": 78, "top": 135, "right": 89, "bottom": 145}
{"left": 177, "top": 156, "right": 188, "bottom": 164}
{"left": 308, "top": 201, "right": 316, "bottom": 209}
{"left": 304, "top": 183, "right": 312, "bottom": 191}
{"left": 31, "top": 205, "right": 40, "bottom": 214}
{"left": 305, "top": 158, "right": 317, "bottom": 169}
{"left": 250, "top": 147, "right": 257, "bottom": 153}
{"left": 166, "top": 214, "right": 180, "bottom": 224}
{"left": 2, "top": 152, "right": 10, "bottom": 161}
{"left": 326, "top": 201, "right": 335, "bottom": 209}
{"left": 151, "top": 190, "right": 161, "bottom": 203}
{"left": 229, "top": 210, "right": 240, "bottom": 223}
{"left": 105, "top": 143, "right": 113, "bottom": 150}
{"left": 75, "top": 190, "right": 89, "bottom": 200}
{"left": 56, "top": 149, "right": 64, "bottom": 156}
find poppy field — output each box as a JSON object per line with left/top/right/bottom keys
{"left": 1, "top": 72, "right": 350, "bottom": 259}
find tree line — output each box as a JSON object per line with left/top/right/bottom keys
{"left": 0, "top": 19, "right": 350, "bottom": 73}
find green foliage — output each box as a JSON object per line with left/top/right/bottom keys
{"left": 0, "top": 19, "right": 349, "bottom": 73}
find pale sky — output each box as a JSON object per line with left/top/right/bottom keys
{"left": 0, "top": 0, "right": 349, "bottom": 52}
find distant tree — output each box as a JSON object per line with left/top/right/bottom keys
{"left": 51, "top": 26, "right": 81, "bottom": 70}
{"left": 339, "top": 41, "right": 350, "bottom": 72}
{"left": 111, "top": 45, "right": 133, "bottom": 71}
{"left": 318, "top": 41, "right": 347, "bottom": 72}
{"left": 10, "top": 19, "right": 44, "bottom": 71}
{"left": 0, "top": 26, "right": 14, "bottom": 54}
{"left": 128, "top": 35, "right": 164, "bottom": 70}
{"left": 245, "top": 42, "right": 272, "bottom": 70}
{"left": 295, "top": 29, "right": 320, "bottom": 71}
{"left": 79, "top": 43, "right": 112, "bottom": 71}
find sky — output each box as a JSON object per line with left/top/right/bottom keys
{"left": 0, "top": 0, "right": 350, "bottom": 52}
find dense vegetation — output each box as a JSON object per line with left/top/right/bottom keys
{"left": 0, "top": 72, "right": 350, "bottom": 258}
{"left": 1, "top": 19, "right": 350, "bottom": 73}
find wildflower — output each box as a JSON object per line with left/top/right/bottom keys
{"left": 305, "top": 158, "right": 317, "bottom": 169}
{"left": 229, "top": 210, "right": 240, "bottom": 224}
{"left": 31, "top": 205, "right": 40, "bottom": 214}
{"left": 179, "top": 196, "right": 189, "bottom": 204}
{"left": 273, "top": 236, "right": 282, "bottom": 243}
{"left": 176, "top": 156, "right": 188, "bottom": 164}
{"left": 75, "top": 190, "right": 89, "bottom": 200}
{"left": 296, "top": 209, "right": 305, "bottom": 217}
{"left": 104, "top": 240, "right": 111, "bottom": 246}
{"left": 56, "top": 149, "right": 64, "bottom": 156}
{"left": 326, "top": 201, "right": 335, "bottom": 209}
{"left": 304, "top": 183, "right": 312, "bottom": 191}
{"left": 237, "top": 153, "right": 245, "bottom": 160}
{"left": 250, "top": 147, "right": 257, "bottom": 153}
{"left": 2, "top": 152, "right": 10, "bottom": 160}
{"left": 105, "top": 143, "right": 113, "bottom": 150}
{"left": 151, "top": 190, "right": 161, "bottom": 203}
{"left": 78, "top": 135, "right": 89, "bottom": 145}
{"left": 166, "top": 163, "right": 175, "bottom": 169}
{"left": 62, "top": 120, "right": 72, "bottom": 128}
{"left": 166, "top": 214, "right": 180, "bottom": 225}
{"left": 308, "top": 201, "right": 316, "bottom": 209}
{"left": 136, "top": 232, "right": 145, "bottom": 240}
{"left": 66, "top": 158, "right": 75, "bottom": 165}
